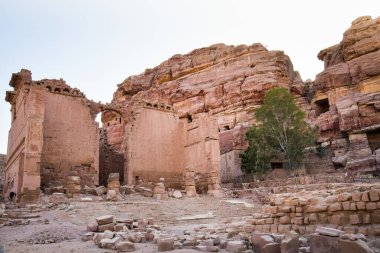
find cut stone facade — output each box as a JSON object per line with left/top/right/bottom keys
{"left": 123, "top": 101, "right": 221, "bottom": 193}
{"left": 4, "top": 70, "right": 100, "bottom": 202}
{"left": 0, "top": 154, "right": 6, "bottom": 201}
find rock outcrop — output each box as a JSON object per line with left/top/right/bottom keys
{"left": 109, "top": 43, "right": 307, "bottom": 181}
{"left": 313, "top": 16, "right": 380, "bottom": 174}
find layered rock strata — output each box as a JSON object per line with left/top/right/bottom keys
{"left": 313, "top": 16, "right": 380, "bottom": 174}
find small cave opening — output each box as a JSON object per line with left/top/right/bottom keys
{"left": 271, "top": 162, "right": 283, "bottom": 169}
{"left": 315, "top": 98, "right": 330, "bottom": 116}
{"left": 367, "top": 129, "right": 380, "bottom": 153}
{"left": 187, "top": 114, "right": 193, "bottom": 123}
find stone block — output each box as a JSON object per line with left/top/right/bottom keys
{"left": 264, "top": 206, "right": 278, "bottom": 214}
{"left": 278, "top": 225, "right": 291, "bottom": 233}
{"left": 342, "top": 201, "right": 351, "bottom": 210}
{"left": 284, "top": 199, "right": 299, "bottom": 206}
{"left": 366, "top": 202, "right": 377, "bottom": 210}
{"left": 279, "top": 206, "right": 292, "bottom": 213}
{"left": 95, "top": 185, "right": 107, "bottom": 196}
{"left": 87, "top": 222, "right": 98, "bottom": 232}
{"left": 337, "top": 192, "right": 352, "bottom": 202}
{"left": 96, "top": 215, "right": 114, "bottom": 225}
{"left": 352, "top": 191, "right": 362, "bottom": 201}
{"left": 329, "top": 202, "right": 342, "bottom": 212}
{"left": 310, "top": 234, "right": 339, "bottom": 253}
{"left": 251, "top": 234, "right": 274, "bottom": 252}
{"left": 116, "top": 241, "right": 136, "bottom": 252}
{"left": 99, "top": 223, "right": 115, "bottom": 232}
{"left": 93, "top": 233, "right": 104, "bottom": 246}
{"left": 306, "top": 205, "right": 328, "bottom": 213}
{"left": 369, "top": 190, "right": 380, "bottom": 201}
{"left": 114, "top": 224, "right": 125, "bottom": 232}
{"left": 279, "top": 216, "right": 291, "bottom": 225}
{"left": 50, "top": 193, "right": 69, "bottom": 204}
{"left": 330, "top": 214, "right": 342, "bottom": 225}
{"left": 350, "top": 214, "right": 362, "bottom": 225}
{"left": 103, "top": 230, "right": 115, "bottom": 239}
{"left": 226, "top": 240, "right": 246, "bottom": 252}
{"left": 357, "top": 202, "right": 366, "bottom": 210}
{"left": 363, "top": 213, "right": 371, "bottom": 224}
{"left": 280, "top": 231, "right": 299, "bottom": 253}
{"left": 270, "top": 224, "right": 278, "bottom": 233}
{"left": 339, "top": 238, "right": 374, "bottom": 253}
{"left": 262, "top": 243, "right": 280, "bottom": 253}
{"left": 158, "top": 238, "right": 174, "bottom": 252}
{"left": 100, "top": 236, "right": 122, "bottom": 250}
{"left": 263, "top": 224, "right": 271, "bottom": 233}
{"left": 351, "top": 202, "right": 357, "bottom": 210}
{"left": 325, "top": 195, "right": 338, "bottom": 204}
{"left": 362, "top": 192, "right": 370, "bottom": 202}
{"left": 106, "top": 190, "right": 117, "bottom": 201}
{"left": 315, "top": 226, "right": 344, "bottom": 237}
{"left": 81, "top": 232, "right": 94, "bottom": 242}
{"left": 265, "top": 218, "right": 274, "bottom": 224}
{"left": 291, "top": 217, "right": 303, "bottom": 225}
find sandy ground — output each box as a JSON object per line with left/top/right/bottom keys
{"left": 0, "top": 194, "right": 261, "bottom": 253}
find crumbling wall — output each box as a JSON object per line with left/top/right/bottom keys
{"left": 39, "top": 87, "right": 99, "bottom": 190}
{"left": 125, "top": 103, "right": 185, "bottom": 188}
{"left": 183, "top": 113, "right": 221, "bottom": 193}
{"left": 245, "top": 185, "right": 380, "bottom": 236}
{"left": 99, "top": 128, "right": 124, "bottom": 186}
{"left": 4, "top": 69, "right": 44, "bottom": 202}
{"left": 0, "top": 154, "right": 6, "bottom": 201}
{"left": 4, "top": 69, "right": 100, "bottom": 202}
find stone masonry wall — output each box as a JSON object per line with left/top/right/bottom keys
{"left": 4, "top": 69, "right": 100, "bottom": 202}
{"left": 0, "top": 154, "right": 6, "bottom": 201}
{"left": 242, "top": 185, "right": 380, "bottom": 236}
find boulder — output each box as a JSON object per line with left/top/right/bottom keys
{"left": 116, "top": 241, "right": 136, "bottom": 252}
{"left": 226, "top": 240, "right": 246, "bottom": 252}
{"left": 107, "top": 190, "right": 117, "bottom": 201}
{"left": 96, "top": 215, "right": 114, "bottom": 225}
{"left": 280, "top": 231, "right": 299, "bottom": 253}
{"left": 310, "top": 233, "right": 339, "bottom": 253}
{"left": 157, "top": 238, "right": 174, "bottom": 252}
{"left": 339, "top": 238, "right": 374, "bottom": 253}
{"left": 100, "top": 236, "right": 122, "bottom": 250}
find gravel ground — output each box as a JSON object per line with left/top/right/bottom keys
{"left": 0, "top": 193, "right": 261, "bottom": 253}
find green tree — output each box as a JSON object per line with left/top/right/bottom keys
{"left": 241, "top": 87, "right": 316, "bottom": 173}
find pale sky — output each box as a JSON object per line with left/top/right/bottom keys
{"left": 0, "top": 0, "right": 379, "bottom": 154}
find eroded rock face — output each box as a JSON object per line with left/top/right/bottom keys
{"left": 313, "top": 16, "right": 380, "bottom": 175}
{"left": 110, "top": 43, "right": 305, "bottom": 182}
{"left": 112, "top": 43, "right": 303, "bottom": 131}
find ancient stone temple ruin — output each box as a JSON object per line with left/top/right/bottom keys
{"left": 4, "top": 70, "right": 100, "bottom": 202}
{"left": 3, "top": 16, "right": 380, "bottom": 203}
{"left": 4, "top": 70, "right": 222, "bottom": 202}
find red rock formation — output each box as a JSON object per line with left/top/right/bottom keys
{"left": 108, "top": 43, "right": 306, "bottom": 181}
{"left": 314, "top": 16, "right": 380, "bottom": 174}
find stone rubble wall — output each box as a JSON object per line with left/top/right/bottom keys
{"left": 242, "top": 185, "right": 380, "bottom": 236}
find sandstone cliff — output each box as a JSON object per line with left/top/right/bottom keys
{"left": 113, "top": 43, "right": 304, "bottom": 125}
{"left": 107, "top": 16, "right": 380, "bottom": 178}
{"left": 313, "top": 16, "right": 380, "bottom": 174}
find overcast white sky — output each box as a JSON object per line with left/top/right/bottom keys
{"left": 0, "top": 0, "right": 379, "bottom": 154}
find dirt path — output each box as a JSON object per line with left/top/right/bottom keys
{"left": 0, "top": 194, "right": 261, "bottom": 253}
